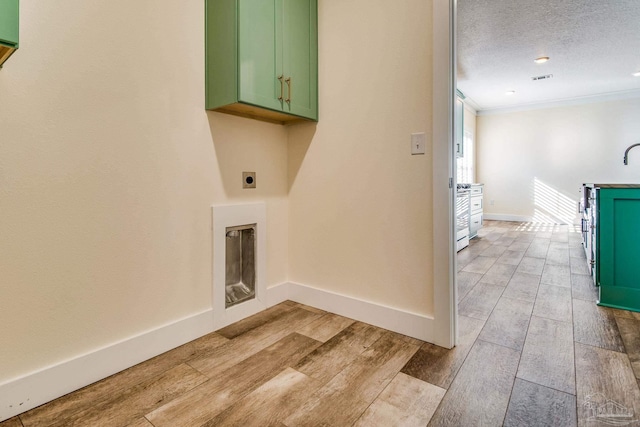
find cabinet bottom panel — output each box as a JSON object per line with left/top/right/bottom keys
{"left": 210, "top": 102, "right": 316, "bottom": 125}
{"left": 0, "top": 45, "right": 17, "bottom": 66}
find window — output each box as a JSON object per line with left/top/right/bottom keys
{"left": 457, "top": 129, "right": 474, "bottom": 183}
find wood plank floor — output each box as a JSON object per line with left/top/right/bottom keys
{"left": 3, "top": 220, "right": 640, "bottom": 426}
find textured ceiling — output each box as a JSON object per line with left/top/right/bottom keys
{"left": 457, "top": 0, "right": 640, "bottom": 111}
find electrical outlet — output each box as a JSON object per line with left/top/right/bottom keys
{"left": 490, "top": 199, "right": 495, "bottom": 206}
{"left": 243, "top": 172, "right": 256, "bottom": 189}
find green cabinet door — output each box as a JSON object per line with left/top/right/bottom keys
{"left": 205, "top": 0, "right": 317, "bottom": 123}
{"left": 238, "top": 0, "right": 284, "bottom": 112}
{"left": 597, "top": 188, "right": 640, "bottom": 312}
{"left": 0, "top": 0, "right": 19, "bottom": 67}
{"left": 282, "top": 0, "right": 317, "bottom": 119}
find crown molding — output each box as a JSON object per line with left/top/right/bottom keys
{"left": 476, "top": 89, "right": 640, "bottom": 116}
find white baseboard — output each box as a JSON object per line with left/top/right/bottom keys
{"left": 483, "top": 213, "right": 535, "bottom": 222}
{"left": 266, "top": 282, "right": 291, "bottom": 307}
{"left": 0, "top": 309, "right": 214, "bottom": 422}
{"left": 483, "top": 213, "right": 580, "bottom": 226}
{"left": 267, "top": 282, "right": 437, "bottom": 343}
{"left": 1, "top": 282, "right": 438, "bottom": 422}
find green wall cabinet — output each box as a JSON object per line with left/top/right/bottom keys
{"left": 0, "top": 0, "right": 19, "bottom": 68}
{"left": 205, "top": 0, "right": 318, "bottom": 124}
{"left": 597, "top": 187, "right": 640, "bottom": 312}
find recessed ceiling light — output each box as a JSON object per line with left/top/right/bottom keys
{"left": 534, "top": 57, "right": 550, "bottom": 64}
{"left": 633, "top": 71, "right": 640, "bottom": 77}
{"left": 505, "top": 90, "right": 516, "bottom": 95}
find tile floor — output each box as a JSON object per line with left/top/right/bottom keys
{"left": 432, "top": 220, "right": 640, "bottom": 426}
{"left": 2, "top": 220, "right": 640, "bottom": 426}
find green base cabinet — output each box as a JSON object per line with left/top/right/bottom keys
{"left": 205, "top": 0, "right": 318, "bottom": 124}
{"left": 597, "top": 188, "right": 640, "bottom": 312}
{"left": 0, "top": 0, "right": 19, "bottom": 68}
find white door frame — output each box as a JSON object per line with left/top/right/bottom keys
{"left": 431, "top": 0, "right": 457, "bottom": 348}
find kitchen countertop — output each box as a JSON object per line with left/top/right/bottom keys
{"left": 584, "top": 183, "right": 640, "bottom": 189}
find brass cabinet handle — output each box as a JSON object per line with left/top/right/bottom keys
{"left": 285, "top": 77, "right": 291, "bottom": 104}
{"left": 277, "top": 75, "right": 284, "bottom": 101}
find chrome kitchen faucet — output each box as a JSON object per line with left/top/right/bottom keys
{"left": 623, "top": 143, "right": 640, "bottom": 165}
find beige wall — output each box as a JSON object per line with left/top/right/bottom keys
{"left": 0, "top": 0, "right": 289, "bottom": 383}
{"left": 464, "top": 104, "right": 477, "bottom": 134}
{"left": 288, "top": 0, "right": 434, "bottom": 315}
{"left": 477, "top": 97, "right": 640, "bottom": 224}
{"left": 0, "top": 0, "right": 439, "bottom": 386}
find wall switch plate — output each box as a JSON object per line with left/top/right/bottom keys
{"left": 411, "top": 132, "right": 426, "bottom": 155}
{"left": 243, "top": 172, "right": 256, "bottom": 189}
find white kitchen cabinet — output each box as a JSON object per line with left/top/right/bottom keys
{"left": 470, "top": 184, "right": 483, "bottom": 238}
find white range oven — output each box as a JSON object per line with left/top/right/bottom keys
{"left": 456, "top": 184, "right": 471, "bottom": 251}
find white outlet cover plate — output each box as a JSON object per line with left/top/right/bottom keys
{"left": 411, "top": 132, "right": 426, "bottom": 155}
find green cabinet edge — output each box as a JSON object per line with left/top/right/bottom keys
{"left": 0, "top": 0, "right": 19, "bottom": 68}
{"left": 596, "top": 188, "right": 640, "bottom": 312}
{"left": 0, "top": 0, "right": 18, "bottom": 47}
{"left": 205, "top": 0, "right": 238, "bottom": 110}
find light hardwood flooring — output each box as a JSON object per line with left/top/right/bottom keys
{"left": 3, "top": 220, "right": 640, "bottom": 426}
